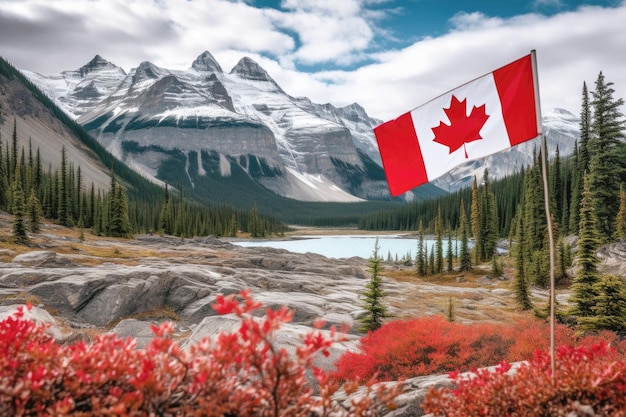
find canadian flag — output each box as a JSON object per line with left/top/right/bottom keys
{"left": 374, "top": 53, "right": 541, "bottom": 196}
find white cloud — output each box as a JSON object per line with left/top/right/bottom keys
{"left": 0, "top": 0, "right": 624, "bottom": 122}
{"left": 301, "top": 2, "right": 626, "bottom": 120}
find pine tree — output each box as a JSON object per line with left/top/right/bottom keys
{"left": 577, "top": 274, "right": 626, "bottom": 335}
{"left": 446, "top": 229, "right": 454, "bottom": 272}
{"left": 416, "top": 221, "right": 426, "bottom": 276}
{"left": 27, "top": 188, "right": 42, "bottom": 233}
{"left": 514, "top": 202, "right": 532, "bottom": 310}
{"left": 615, "top": 184, "right": 626, "bottom": 240}
{"left": 0, "top": 133, "right": 5, "bottom": 210}
{"left": 568, "top": 176, "right": 602, "bottom": 319}
{"left": 435, "top": 205, "right": 443, "bottom": 273}
{"left": 551, "top": 145, "right": 562, "bottom": 227}
{"left": 57, "top": 146, "right": 71, "bottom": 227}
{"left": 360, "top": 238, "right": 387, "bottom": 332}
{"left": 569, "top": 85, "right": 591, "bottom": 234}
{"left": 470, "top": 177, "right": 481, "bottom": 264}
{"left": 459, "top": 199, "right": 471, "bottom": 272}
{"left": 588, "top": 71, "right": 626, "bottom": 240}
{"left": 106, "top": 176, "right": 132, "bottom": 238}
{"left": 12, "top": 181, "right": 28, "bottom": 245}
{"left": 159, "top": 184, "right": 172, "bottom": 235}
{"left": 481, "top": 169, "right": 498, "bottom": 262}
{"left": 555, "top": 237, "right": 571, "bottom": 286}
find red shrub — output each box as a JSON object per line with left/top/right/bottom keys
{"left": 0, "top": 293, "right": 401, "bottom": 416}
{"left": 332, "top": 315, "right": 623, "bottom": 383}
{"left": 423, "top": 343, "right": 626, "bottom": 416}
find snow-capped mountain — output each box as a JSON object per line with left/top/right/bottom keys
{"left": 24, "top": 52, "right": 391, "bottom": 202}
{"left": 23, "top": 51, "right": 580, "bottom": 200}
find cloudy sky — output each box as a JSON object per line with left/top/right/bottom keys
{"left": 0, "top": 0, "right": 625, "bottom": 121}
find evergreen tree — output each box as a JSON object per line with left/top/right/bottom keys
{"left": 470, "top": 177, "right": 481, "bottom": 263}
{"left": 569, "top": 84, "right": 591, "bottom": 234}
{"left": 360, "top": 238, "right": 387, "bottom": 332}
{"left": 446, "top": 229, "right": 454, "bottom": 272}
{"left": 159, "top": 184, "right": 172, "bottom": 235}
{"left": 57, "top": 146, "right": 71, "bottom": 227}
{"left": 615, "top": 184, "right": 626, "bottom": 240}
{"left": 435, "top": 205, "right": 443, "bottom": 273}
{"left": 480, "top": 169, "right": 498, "bottom": 262}
{"left": 27, "top": 188, "right": 42, "bottom": 233}
{"left": 555, "top": 237, "right": 571, "bottom": 286}
{"left": 588, "top": 71, "right": 626, "bottom": 240}
{"left": 416, "top": 221, "right": 426, "bottom": 276}
{"left": 514, "top": 202, "right": 532, "bottom": 310}
{"left": 0, "top": 133, "right": 5, "bottom": 210}
{"left": 568, "top": 176, "right": 602, "bottom": 319}
{"left": 551, "top": 145, "right": 562, "bottom": 228}
{"left": 577, "top": 274, "right": 626, "bottom": 335}
{"left": 11, "top": 181, "right": 28, "bottom": 245}
{"left": 459, "top": 199, "right": 471, "bottom": 271}
{"left": 106, "top": 176, "right": 132, "bottom": 238}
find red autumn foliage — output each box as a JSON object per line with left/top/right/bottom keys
{"left": 332, "top": 315, "right": 624, "bottom": 383}
{"left": 423, "top": 342, "right": 626, "bottom": 416}
{"left": 0, "top": 291, "right": 401, "bottom": 416}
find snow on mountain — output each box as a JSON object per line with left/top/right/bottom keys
{"left": 21, "top": 51, "right": 580, "bottom": 201}
{"left": 24, "top": 52, "right": 387, "bottom": 202}
{"left": 23, "top": 55, "right": 126, "bottom": 118}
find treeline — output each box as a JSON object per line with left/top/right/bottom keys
{"left": 361, "top": 71, "right": 626, "bottom": 334}
{"left": 0, "top": 120, "right": 287, "bottom": 242}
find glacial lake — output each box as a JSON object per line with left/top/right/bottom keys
{"left": 233, "top": 235, "right": 459, "bottom": 260}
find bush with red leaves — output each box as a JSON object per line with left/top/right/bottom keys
{"left": 423, "top": 343, "right": 626, "bottom": 416}
{"left": 332, "top": 315, "right": 624, "bottom": 383}
{"left": 0, "top": 291, "right": 400, "bottom": 416}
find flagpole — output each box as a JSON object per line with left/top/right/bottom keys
{"left": 531, "top": 50, "right": 556, "bottom": 378}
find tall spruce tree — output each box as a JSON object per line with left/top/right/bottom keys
{"left": 57, "top": 146, "right": 71, "bottom": 227}
{"left": 446, "top": 229, "right": 454, "bottom": 272}
{"left": 360, "top": 238, "right": 387, "bottom": 332}
{"left": 470, "top": 177, "right": 481, "bottom": 264}
{"left": 588, "top": 71, "right": 626, "bottom": 240}
{"left": 106, "top": 176, "right": 132, "bottom": 238}
{"left": 480, "top": 169, "right": 498, "bottom": 262}
{"left": 435, "top": 205, "right": 443, "bottom": 273}
{"left": 571, "top": 83, "right": 592, "bottom": 234}
{"left": 416, "top": 221, "right": 426, "bottom": 276}
{"left": 577, "top": 274, "right": 626, "bottom": 335}
{"left": 11, "top": 181, "right": 28, "bottom": 245}
{"left": 27, "top": 188, "right": 42, "bottom": 233}
{"left": 459, "top": 199, "right": 471, "bottom": 271}
{"left": 514, "top": 202, "right": 532, "bottom": 310}
{"left": 616, "top": 184, "right": 626, "bottom": 240}
{"left": 568, "top": 176, "right": 601, "bottom": 319}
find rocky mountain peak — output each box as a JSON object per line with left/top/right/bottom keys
{"left": 191, "top": 51, "right": 223, "bottom": 73}
{"left": 230, "top": 57, "right": 275, "bottom": 83}
{"left": 132, "top": 61, "right": 168, "bottom": 84}
{"left": 79, "top": 55, "right": 123, "bottom": 77}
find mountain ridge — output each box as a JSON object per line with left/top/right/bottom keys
{"left": 20, "top": 51, "right": 579, "bottom": 201}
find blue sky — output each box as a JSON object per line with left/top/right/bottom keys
{"left": 0, "top": 0, "right": 625, "bottom": 120}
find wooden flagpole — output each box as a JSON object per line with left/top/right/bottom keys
{"left": 531, "top": 50, "right": 556, "bottom": 377}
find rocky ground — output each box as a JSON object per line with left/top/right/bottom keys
{"left": 1, "top": 215, "right": 625, "bottom": 416}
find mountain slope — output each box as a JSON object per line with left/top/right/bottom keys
{"left": 23, "top": 52, "right": 421, "bottom": 203}
{"left": 0, "top": 56, "right": 161, "bottom": 198}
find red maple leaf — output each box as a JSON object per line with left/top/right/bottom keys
{"left": 431, "top": 95, "right": 489, "bottom": 158}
